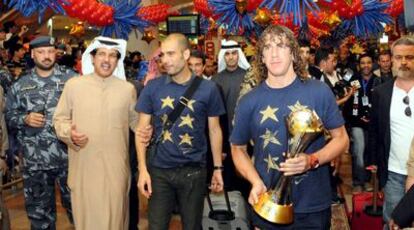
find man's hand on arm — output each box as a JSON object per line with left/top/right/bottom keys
{"left": 136, "top": 124, "right": 153, "bottom": 146}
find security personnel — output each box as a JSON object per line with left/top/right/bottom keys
{"left": 5, "top": 36, "right": 75, "bottom": 230}
{"left": 0, "top": 67, "right": 13, "bottom": 94}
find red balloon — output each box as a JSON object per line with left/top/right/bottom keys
{"left": 246, "top": 0, "right": 263, "bottom": 12}
{"left": 317, "top": 0, "right": 333, "bottom": 8}
{"left": 338, "top": 7, "right": 348, "bottom": 18}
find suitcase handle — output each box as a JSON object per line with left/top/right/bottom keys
{"left": 206, "top": 188, "right": 235, "bottom": 220}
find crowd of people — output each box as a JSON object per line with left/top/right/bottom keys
{"left": 0, "top": 21, "right": 413, "bottom": 230}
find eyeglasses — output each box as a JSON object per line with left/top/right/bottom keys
{"left": 403, "top": 96, "right": 412, "bottom": 117}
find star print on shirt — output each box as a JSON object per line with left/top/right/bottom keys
{"left": 288, "top": 101, "right": 308, "bottom": 112}
{"left": 260, "top": 129, "right": 281, "bottom": 149}
{"left": 179, "top": 133, "right": 193, "bottom": 146}
{"left": 178, "top": 114, "right": 194, "bottom": 129}
{"left": 264, "top": 154, "right": 280, "bottom": 173}
{"left": 162, "top": 130, "right": 173, "bottom": 143}
{"left": 259, "top": 105, "right": 278, "bottom": 124}
{"left": 160, "top": 114, "right": 168, "bottom": 124}
{"left": 186, "top": 99, "right": 196, "bottom": 112}
{"left": 161, "top": 96, "right": 175, "bottom": 109}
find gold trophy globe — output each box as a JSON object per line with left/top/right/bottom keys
{"left": 253, "top": 108, "right": 324, "bottom": 224}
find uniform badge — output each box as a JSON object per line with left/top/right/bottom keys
{"left": 21, "top": 85, "right": 37, "bottom": 91}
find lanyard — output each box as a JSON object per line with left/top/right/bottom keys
{"left": 362, "top": 79, "right": 369, "bottom": 95}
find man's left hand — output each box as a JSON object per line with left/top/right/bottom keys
{"left": 210, "top": 170, "right": 224, "bottom": 193}
{"left": 280, "top": 153, "right": 310, "bottom": 176}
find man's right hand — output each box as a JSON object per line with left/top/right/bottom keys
{"left": 138, "top": 169, "right": 152, "bottom": 199}
{"left": 343, "top": 87, "right": 356, "bottom": 100}
{"left": 248, "top": 180, "right": 267, "bottom": 206}
{"left": 71, "top": 124, "right": 89, "bottom": 147}
{"left": 24, "top": 112, "right": 45, "bottom": 127}
{"left": 136, "top": 125, "right": 153, "bottom": 146}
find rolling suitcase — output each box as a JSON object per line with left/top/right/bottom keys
{"left": 351, "top": 166, "right": 383, "bottom": 230}
{"left": 202, "top": 190, "right": 249, "bottom": 230}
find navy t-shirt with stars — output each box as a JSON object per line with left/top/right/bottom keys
{"left": 136, "top": 75, "right": 225, "bottom": 168}
{"left": 230, "top": 77, "right": 344, "bottom": 226}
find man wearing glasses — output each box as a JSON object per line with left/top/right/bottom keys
{"left": 368, "top": 36, "right": 414, "bottom": 229}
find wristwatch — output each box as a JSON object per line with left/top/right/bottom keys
{"left": 308, "top": 154, "right": 320, "bottom": 169}
{"left": 213, "top": 165, "right": 224, "bottom": 171}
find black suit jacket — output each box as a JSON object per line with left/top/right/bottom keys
{"left": 368, "top": 79, "right": 395, "bottom": 188}
{"left": 392, "top": 184, "right": 414, "bottom": 227}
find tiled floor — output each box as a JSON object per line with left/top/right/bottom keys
{"left": 3, "top": 152, "right": 354, "bottom": 229}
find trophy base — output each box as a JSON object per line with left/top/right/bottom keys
{"left": 253, "top": 191, "right": 293, "bottom": 224}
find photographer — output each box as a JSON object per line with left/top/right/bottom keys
{"left": 315, "top": 47, "right": 355, "bottom": 106}
{"left": 344, "top": 53, "right": 377, "bottom": 193}
{"left": 316, "top": 47, "right": 355, "bottom": 204}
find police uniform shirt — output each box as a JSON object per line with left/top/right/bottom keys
{"left": 136, "top": 75, "right": 225, "bottom": 168}
{"left": 5, "top": 65, "right": 76, "bottom": 171}
{"left": 0, "top": 67, "right": 14, "bottom": 94}
{"left": 230, "top": 77, "right": 344, "bottom": 228}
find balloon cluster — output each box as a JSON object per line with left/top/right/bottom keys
{"left": 6, "top": 0, "right": 66, "bottom": 22}
{"left": 208, "top": 0, "right": 257, "bottom": 35}
{"left": 62, "top": 0, "right": 114, "bottom": 26}
{"left": 194, "top": 0, "right": 214, "bottom": 18}
{"left": 384, "top": 0, "right": 404, "bottom": 18}
{"left": 138, "top": 4, "right": 174, "bottom": 24}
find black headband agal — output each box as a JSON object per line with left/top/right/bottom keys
{"left": 221, "top": 44, "right": 241, "bottom": 49}
{"left": 97, "top": 39, "right": 119, "bottom": 46}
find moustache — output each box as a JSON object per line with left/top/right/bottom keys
{"left": 399, "top": 67, "right": 410, "bottom": 71}
{"left": 42, "top": 59, "right": 52, "bottom": 63}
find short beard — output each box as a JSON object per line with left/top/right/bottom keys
{"left": 35, "top": 62, "right": 54, "bottom": 71}
{"left": 396, "top": 69, "right": 413, "bottom": 79}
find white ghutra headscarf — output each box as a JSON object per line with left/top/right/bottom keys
{"left": 217, "top": 39, "right": 250, "bottom": 73}
{"left": 82, "top": 36, "right": 127, "bottom": 80}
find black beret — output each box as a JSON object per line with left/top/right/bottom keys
{"left": 30, "top": 36, "right": 55, "bottom": 49}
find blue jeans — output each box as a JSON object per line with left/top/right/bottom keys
{"left": 383, "top": 171, "right": 406, "bottom": 224}
{"left": 147, "top": 165, "right": 207, "bottom": 230}
{"left": 351, "top": 127, "right": 368, "bottom": 186}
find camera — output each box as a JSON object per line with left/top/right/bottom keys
{"left": 333, "top": 80, "right": 350, "bottom": 98}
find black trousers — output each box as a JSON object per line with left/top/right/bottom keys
{"left": 147, "top": 166, "right": 207, "bottom": 230}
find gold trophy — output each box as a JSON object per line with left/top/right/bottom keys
{"left": 253, "top": 108, "right": 324, "bottom": 224}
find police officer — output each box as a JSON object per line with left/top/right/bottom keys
{"left": 5, "top": 36, "right": 75, "bottom": 230}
